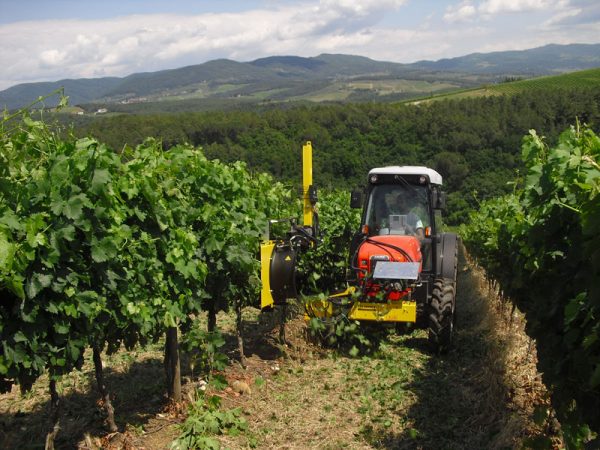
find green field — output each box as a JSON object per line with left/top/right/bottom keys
{"left": 291, "top": 79, "right": 460, "bottom": 102}
{"left": 408, "top": 67, "right": 600, "bottom": 104}
{"left": 492, "top": 68, "right": 600, "bottom": 93}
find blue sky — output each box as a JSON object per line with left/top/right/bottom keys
{"left": 0, "top": 0, "right": 598, "bottom": 90}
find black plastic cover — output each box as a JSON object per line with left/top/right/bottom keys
{"left": 270, "top": 245, "right": 298, "bottom": 304}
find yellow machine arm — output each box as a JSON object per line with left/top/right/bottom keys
{"left": 302, "top": 141, "right": 315, "bottom": 229}
{"left": 260, "top": 241, "right": 276, "bottom": 310}
{"left": 260, "top": 141, "right": 318, "bottom": 310}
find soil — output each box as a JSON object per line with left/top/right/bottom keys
{"left": 0, "top": 247, "right": 562, "bottom": 449}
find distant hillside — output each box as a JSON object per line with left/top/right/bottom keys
{"left": 1, "top": 43, "right": 599, "bottom": 110}
{"left": 0, "top": 77, "right": 122, "bottom": 110}
{"left": 410, "top": 67, "right": 600, "bottom": 104}
{"left": 104, "top": 59, "right": 279, "bottom": 99}
{"left": 252, "top": 54, "right": 411, "bottom": 78}
{"left": 490, "top": 67, "right": 600, "bottom": 92}
{"left": 411, "top": 43, "right": 600, "bottom": 75}
{"left": 250, "top": 55, "right": 328, "bottom": 75}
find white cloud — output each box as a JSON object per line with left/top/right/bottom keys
{"left": 441, "top": 0, "right": 591, "bottom": 37}
{"left": 0, "top": 0, "right": 597, "bottom": 91}
{"left": 40, "top": 49, "right": 67, "bottom": 67}
{"left": 478, "top": 0, "right": 556, "bottom": 14}
{"left": 443, "top": 0, "right": 572, "bottom": 21}
{"left": 317, "top": 0, "right": 407, "bottom": 17}
{"left": 542, "top": 6, "right": 581, "bottom": 27}
{"left": 444, "top": 1, "right": 477, "bottom": 22}
{"left": 0, "top": 1, "right": 411, "bottom": 89}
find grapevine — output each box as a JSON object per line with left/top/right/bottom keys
{"left": 0, "top": 108, "right": 291, "bottom": 442}
{"left": 462, "top": 124, "right": 600, "bottom": 446}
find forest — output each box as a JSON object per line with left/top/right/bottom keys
{"left": 74, "top": 86, "right": 600, "bottom": 224}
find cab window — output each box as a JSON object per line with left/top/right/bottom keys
{"left": 365, "top": 184, "right": 430, "bottom": 235}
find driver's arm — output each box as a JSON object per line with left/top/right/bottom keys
{"left": 413, "top": 216, "right": 424, "bottom": 239}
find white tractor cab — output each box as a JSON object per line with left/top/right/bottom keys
{"left": 364, "top": 167, "right": 441, "bottom": 237}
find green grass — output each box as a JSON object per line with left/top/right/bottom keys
{"left": 407, "top": 67, "right": 600, "bottom": 104}
{"left": 490, "top": 67, "right": 600, "bottom": 94}
{"left": 292, "top": 79, "right": 461, "bottom": 102}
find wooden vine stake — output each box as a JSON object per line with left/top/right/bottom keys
{"left": 92, "top": 344, "right": 118, "bottom": 432}
{"left": 165, "top": 326, "right": 182, "bottom": 402}
{"left": 44, "top": 379, "right": 60, "bottom": 450}
{"left": 207, "top": 302, "right": 217, "bottom": 333}
{"left": 235, "top": 297, "right": 247, "bottom": 369}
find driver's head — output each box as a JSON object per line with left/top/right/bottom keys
{"left": 395, "top": 193, "right": 410, "bottom": 211}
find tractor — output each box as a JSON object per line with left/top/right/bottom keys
{"left": 260, "top": 143, "right": 458, "bottom": 352}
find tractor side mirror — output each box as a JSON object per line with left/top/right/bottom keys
{"left": 350, "top": 190, "right": 363, "bottom": 209}
{"left": 432, "top": 191, "right": 447, "bottom": 210}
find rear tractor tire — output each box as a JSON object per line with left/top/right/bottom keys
{"left": 428, "top": 278, "right": 455, "bottom": 353}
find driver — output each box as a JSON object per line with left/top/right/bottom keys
{"left": 394, "top": 193, "right": 424, "bottom": 239}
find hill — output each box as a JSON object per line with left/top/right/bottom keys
{"left": 0, "top": 77, "right": 122, "bottom": 110}
{"left": 410, "top": 67, "right": 600, "bottom": 103}
{"left": 489, "top": 67, "right": 600, "bottom": 93}
{"left": 411, "top": 43, "right": 600, "bottom": 75}
{"left": 1, "top": 43, "right": 599, "bottom": 110}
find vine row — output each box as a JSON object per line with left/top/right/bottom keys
{"left": 461, "top": 124, "right": 600, "bottom": 447}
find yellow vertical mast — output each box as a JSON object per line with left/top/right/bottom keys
{"left": 302, "top": 141, "right": 313, "bottom": 228}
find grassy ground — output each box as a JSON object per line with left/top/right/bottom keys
{"left": 407, "top": 67, "right": 600, "bottom": 104}
{"left": 291, "top": 79, "right": 459, "bottom": 102}
{"left": 0, "top": 247, "right": 560, "bottom": 449}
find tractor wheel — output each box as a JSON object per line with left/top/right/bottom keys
{"left": 428, "top": 278, "right": 455, "bottom": 353}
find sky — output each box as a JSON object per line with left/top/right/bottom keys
{"left": 0, "top": 0, "right": 598, "bottom": 91}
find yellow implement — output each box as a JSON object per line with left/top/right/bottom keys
{"left": 302, "top": 141, "right": 314, "bottom": 228}
{"left": 304, "top": 286, "right": 355, "bottom": 319}
{"left": 260, "top": 141, "right": 317, "bottom": 311}
{"left": 304, "top": 284, "right": 416, "bottom": 323}
{"left": 260, "top": 241, "right": 276, "bottom": 310}
{"left": 348, "top": 301, "right": 416, "bottom": 322}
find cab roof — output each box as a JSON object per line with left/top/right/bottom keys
{"left": 368, "top": 166, "right": 443, "bottom": 185}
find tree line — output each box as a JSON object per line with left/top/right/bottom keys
{"left": 74, "top": 86, "right": 600, "bottom": 224}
